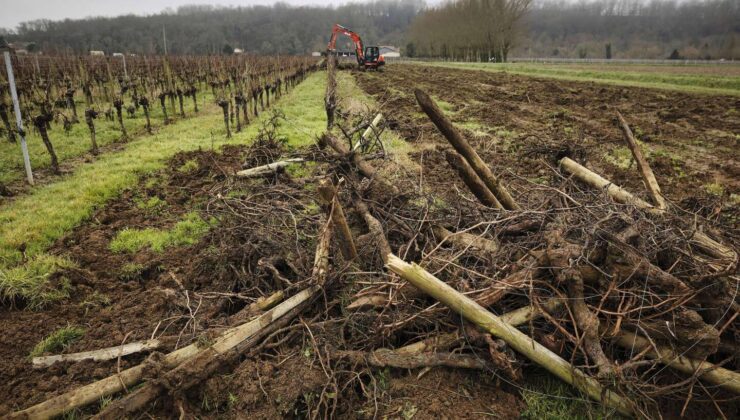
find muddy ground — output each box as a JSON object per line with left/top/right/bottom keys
{"left": 356, "top": 64, "right": 739, "bottom": 226}
{"left": 1, "top": 64, "right": 738, "bottom": 419}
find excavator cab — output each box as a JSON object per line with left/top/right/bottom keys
{"left": 362, "top": 46, "right": 385, "bottom": 70}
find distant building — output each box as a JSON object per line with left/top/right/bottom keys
{"left": 311, "top": 51, "right": 322, "bottom": 57}
{"left": 112, "top": 52, "right": 123, "bottom": 57}
{"left": 233, "top": 48, "right": 244, "bottom": 55}
{"left": 379, "top": 46, "right": 400, "bottom": 58}
{"left": 90, "top": 50, "right": 105, "bottom": 56}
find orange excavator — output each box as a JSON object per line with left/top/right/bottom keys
{"left": 327, "top": 24, "right": 385, "bottom": 71}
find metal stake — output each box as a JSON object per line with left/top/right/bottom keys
{"left": 3, "top": 50, "right": 34, "bottom": 185}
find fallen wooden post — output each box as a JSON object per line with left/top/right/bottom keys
{"left": 560, "top": 157, "right": 656, "bottom": 212}
{"left": 444, "top": 150, "right": 503, "bottom": 208}
{"left": 616, "top": 111, "right": 666, "bottom": 209}
{"left": 353, "top": 113, "right": 383, "bottom": 152}
{"left": 32, "top": 339, "right": 165, "bottom": 368}
{"left": 11, "top": 221, "right": 334, "bottom": 420}
{"left": 235, "top": 158, "right": 305, "bottom": 178}
{"left": 614, "top": 330, "right": 740, "bottom": 394}
{"left": 415, "top": 89, "right": 518, "bottom": 210}
{"left": 10, "top": 288, "right": 312, "bottom": 419}
{"left": 93, "top": 286, "right": 320, "bottom": 419}
{"left": 386, "top": 254, "right": 633, "bottom": 416}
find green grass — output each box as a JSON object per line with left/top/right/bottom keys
{"left": 177, "top": 159, "right": 200, "bottom": 174}
{"left": 421, "top": 62, "right": 740, "bottom": 96}
{"left": 0, "top": 254, "right": 75, "bottom": 308}
{"left": 0, "top": 92, "right": 214, "bottom": 185}
{"left": 29, "top": 325, "right": 85, "bottom": 358}
{"left": 118, "top": 262, "right": 146, "bottom": 281}
{"left": 0, "top": 72, "right": 327, "bottom": 306}
{"left": 520, "top": 374, "right": 614, "bottom": 420}
{"left": 136, "top": 196, "right": 167, "bottom": 213}
{"left": 110, "top": 212, "right": 212, "bottom": 253}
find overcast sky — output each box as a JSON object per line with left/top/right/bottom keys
{"left": 0, "top": 0, "right": 351, "bottom": 30}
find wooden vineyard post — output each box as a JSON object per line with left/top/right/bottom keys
{"left": 616, "top": 111, "right": 666, "bottom": 209}
{"left": 444, "top": 150, "right": 502, "bottom": 208}
{"left": 386, "top": 254, "right": 634, "bottom": 417}
{"left": 317, "top": 179, "right": 358, "bottom": 260}
{"left": 414, "top": 89, "right": 518, "bottom": 210}
{"left": 1, "top": 41, "right": 34, "bottom": 185}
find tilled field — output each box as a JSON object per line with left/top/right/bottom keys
{"left": 356, "top": 64, "right": 739, "bottom": 219}
{"left": 1, "top": 63, "right": 738, "bottom": 419}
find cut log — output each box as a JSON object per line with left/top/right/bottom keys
{"left": 444, "top": 150, "right": 503, "bottom": 208}
{"left": 432, "top": 225, "right": 499, "bottom": 255}
{"left": 317, "top": 179, "right": 358, "bottom": 260}
{"left": 614, "top": 330, "right": 740, "bottom": 394}
{"left": 415, "top": 89, "right": 518, "bottom": 210}
{"left": 236, "top": 158, "right": 305, "bottom": 178}
{"left": 10, "top": 288, "right": 314, "bottom": 420}
{"left": 616, "top": 111, "right": 666, "bottom": 209}
{"left": 32, "top": 339, "right": 165, "bottom": 369}
{"left": 386, "top": 254, "right": 633, "bottom": 416}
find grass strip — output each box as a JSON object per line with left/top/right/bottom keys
{"left": 421, "top": 62, "right": 740, "bottom": 96}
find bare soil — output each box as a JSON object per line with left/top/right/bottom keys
{"left": 356, "top": 64, "right": 739, "bottom": 224}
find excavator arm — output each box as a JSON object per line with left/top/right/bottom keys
{"left": 327, "top": 24, "right": 365, "bottom": 65}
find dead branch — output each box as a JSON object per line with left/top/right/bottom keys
{"left": 354, "top": 198, "right": 392, "bottom": 265}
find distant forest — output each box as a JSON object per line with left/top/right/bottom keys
{"left": 3, "top": 0, "right": 739, "bottom": 60}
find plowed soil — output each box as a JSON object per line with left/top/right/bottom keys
{"left": 356, "top": 64, "right": 739, "bottom": 224}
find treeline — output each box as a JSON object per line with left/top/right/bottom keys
{"left": 6, "top": 1, "right": 424, "bottom": 55}
{"left": 518, "top": 0, "right": 740, "bottom": 59}
{"left": 4, "top": 0, "right": 739, "bottom": 60}
{"left": 407, "top": 0, "right": 739, "bottom": 60}
{"left": 407, "top": 0, "right": 532, "bottom": 62}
